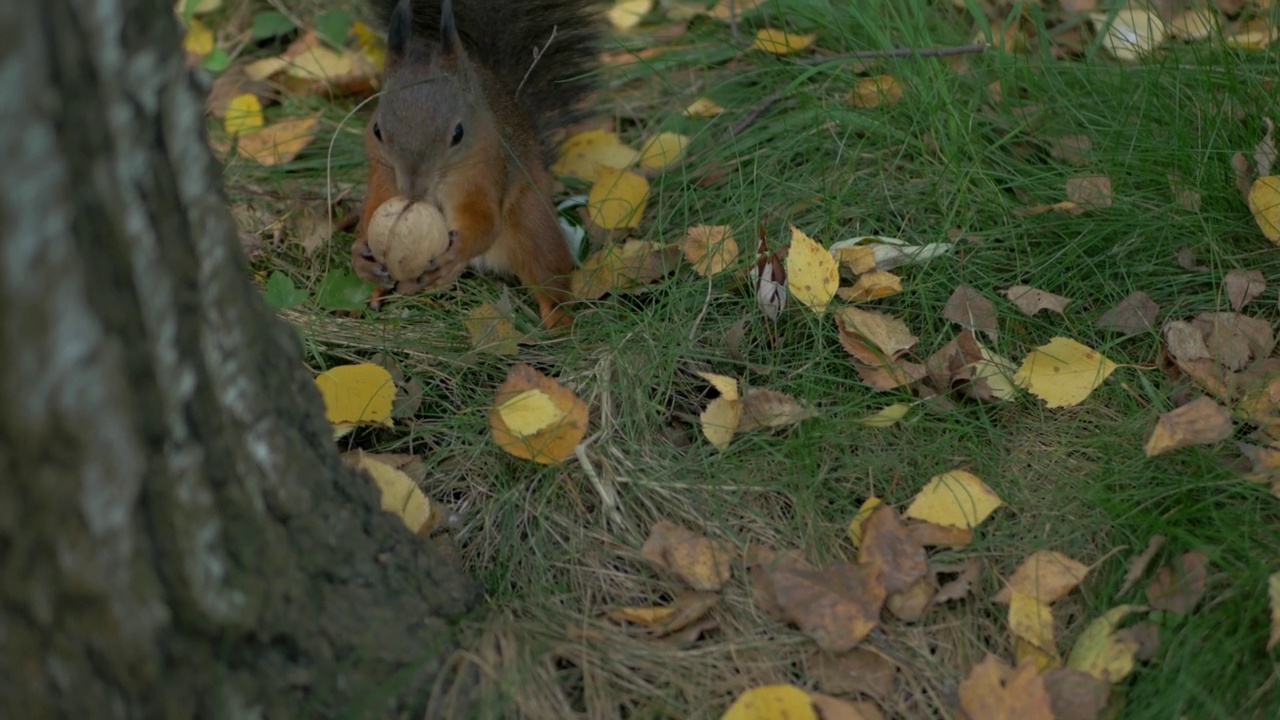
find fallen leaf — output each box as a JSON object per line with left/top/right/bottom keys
{"left": 906, "top": 521, "right": 974, "bottom": 548}
{"left": 642, "top": 521, "right": 733, "bottom": 591}
{"left": 697, "top": 371, "right": 740, "bottom": 400}
{"left": 684, "top": 97, "right": 725, "bottom": 118}
{"left": 464, "top": 298, "right": 522, "bottom": 356}
{"left": 701, "top": 396, "right": 741, "bottom": 451}
{"left": 838, "top": 271, "right": 902, "bottom": 302}
{"left": 1257, "top": 118, "right": 1277, "bottom": 179}
{"left": 224, "top": 93, "right": 264, "bottom": 135}
{"left": 1194, "top": 312, "right": 1275, "bottom": 370}
{"left": 807, "top": 648, "right": 896, "bottom": 698}
{"left": 588, "top": 166, "right": 650, "bottom": 229}
{"left": 721, "top": 684, "right": 816, "bottom": 720}
{"left": 1096, "top": 291, "right": 1159, "bottom": 336}
{"left": 806, "top": 693, "right": 885, "bottom": 720}
{"left": 904, "top": 470, "right": 1003, "bottom": 530}
{"left": 932, "top": 557, "right": 981, "bottom": 603}
{"left": 1168, "top": 8, "right": 1216, "bottom": 41}
{"left": 764, "top": 557, "right": 886, "bottom": 653}
{"left": 1014, "top": 337, "right": 1117, "bottom": 408}
{"left": 786, "top": 227, "right": 839, "bottom": 313}
{"left": 1093, "top": 8, "right": 1166, "bottom": 61}
{"left": 739, "top": 388, "right": 814, "bottom": 432}
{"left": 1114, "top": 621, "right": 1161, "bottom": 662}
{"left": 606, "top": 0, "right": 651, "bottom": 30}
{"left": 183, "top": 18, "right": 215, "bottom": 57}
{"left": 1269, "top": 573, "right": 1280, "bottom": 651}
{"left": 607, "top": 605, "right": 675, "bottom": 627}
{"left": 752, "top": 28, "right": 816, "bottom": 55}
{"left": 489, "top": 363, "right": 589, "bottom": 464}
{"left": 708, "top": 0, "right": 766, "bottom": 20}
{"left": 1119, "top": 535, "right": 1167, "bottom": 595}
{"left": 315, "top": 363, "right": 396, "bottom": 427}
{"left": 236, "top": 116, "right": 319, "bottom": 166}
{"left": 853, "top": 361, "right": 927, "bottom": 391}
{"left": 1009, "top": 590, "right": 1058, "bottom": 654}
{"left": 856, "top": 403, "right": 911, "bottom": 428}
{"left": 836, "top": 307, "right": 918, "bottom": 360}
{"left": 849, "top": 75, "right": 903, "bottom": 108}
{"left": 638, "top": 132, "right": 689, "bottom": 170}
{"left": 943, "top": 285, "right": 998, "bottom": 339}
{"left": 684, "top": 224, "right": 739, "bottom": 276}
{"left": 571, "top": 240, "right": 677, "bottom": 300}
{"left": 957, "top": 655, "right": 1055, "bottom": 720}
{"left": 752, "top": 233, "right": 787, "bottom": 321}
{"left": 858, "top": 505, "right": 927, "bottom": 594}
{"left": 886, "top": 576, "right": 936, "bottom": 622}
{"left": 608, "top": 591, "right": 719, "bottom": 635}
{"left": 551, "top": 129, "right": 640, "bottom": 180}
{"left": 1144, "top": 396, "right": 1233, "bottom": 457}
{"left": 1066, "top": 605, "right": 1143, "bottom": 683}
{"left": 1005, "top": 286, "right": 1071, "bottom": 317}
{"left": 830, "top": 235, "right": 954, "bottom": 271}
{"left": 1145, "top": 550, "right": 1209, "bottom": 615}
{"left": 1051, "top": 134, "right": 1093, "bottom": 166}
{"left": 1249, "top": 176, "right": 1280, "bottom": 244}
{"left": 1065, "top": 174, "right": 1113, "bottom": 209}
{"left": 354, "top": 452, "right": 440, "bottom": 535}
{"left": 846, "top": 497, "right": 882, "bottom": 549}
{"left": 1224, "top": 269, "right": 1267, "bottom": 312}
{"left": 1016, "top": 636, "right": 1060, "bottom": 673}
{"left": 994, "top": 551, "right": 1089, "bottom": 605}
{"left": 1043, "top": 668, "right": 1111, "bottom": 720}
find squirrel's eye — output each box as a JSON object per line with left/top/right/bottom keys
{"left": 451, "top": 122, "right": 464, "bottom": 146}
{"left": 372, "top": 122, "right": 383, "bottom": 142}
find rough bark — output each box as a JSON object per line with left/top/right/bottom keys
{"left": 0, "top": 1, "right": 482, "bottom": 718}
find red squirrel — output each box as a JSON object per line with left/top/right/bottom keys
{"left": 353, "top": 0, "right": 598, "bottom": 329}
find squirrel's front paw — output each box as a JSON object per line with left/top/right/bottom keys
{"left": 352, "top": 241, "right": 394, "bottom": 288}
{"left": 397, "top": 232, "right": 468, "bottom": 294}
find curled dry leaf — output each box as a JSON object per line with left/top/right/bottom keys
{"left": 607, "top": 591, "right": 719, "bottom": 636}
{"left": 489, "top": 363, "right": 589, "bottom": 464}
{"left": 1005, "top": 285, "right": 1071, "bottom": 316}
{"left": 572, "top": 240, "right": 678, "bottom": 300}
{"left": 1224, "top": 269, "right": 1267, "bottom": 312}
{"left": 857, "top": 505, "right": 928, "bottom": 595}
{"left": 1096, "top": 291, "right": 1159, "bottom": 336}
{"left": 751, "top": 232, "right": 787, "bottom": 321}
{"left": 904, "top": 470, "right": 1004, "bottom": 530}
{"left": 1119, "top": 535, "right": 1167, "bottom": 595}
{"left": 683, "top": 224, "right": 739, "bottom": 276}
{"left": 1145, "top": 550, "right": 1209, "bottom": 615}
{"left": 755, "top": 554, "right": 886, "bottom": 653}
{"left": 958, "top": 655, "right": 1056, "bottom": 720}
{"left": 1144, "top": 396, "right": 1233, "bottom": 457}
{"left": 943, "top": 285, "right": 998, "bottom": 339}
{"left": 846, "top": 497, "right": 882, "bottom": 549}
{"left": 641, "top": 521, "right": 733, "bottom": 591}
{"left": 838, "top": 270, "right": 902, "bottom": 302}
{"left": 738, "top": 388, "right": 815, "bottom": 432}
{"left": 994, "top": 550, "right": 1089, "bottom": 605}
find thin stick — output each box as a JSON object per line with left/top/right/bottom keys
{"left": 517, "top": 25, "right": 558, "bottom": 97}
{"left": 798, "top": 42, "right": 989, "bottom": 66}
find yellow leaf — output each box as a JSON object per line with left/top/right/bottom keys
{"left": 1248, "top": 176, "right": 1280, "bottom": 244}
{"left": 570, "top": 240, "right": 676, "bottom": 299}
{"left": 722, "top": 684, "right": 817, "bottom": 720}
{"left": 236, "top": 116, "right": 319, "bottom": 166}
{"left": 785, "top": 226, "right": 839, "bottom": 313}
{"left": 708, "top": 0, "right": 765, "bottom": 20}
{"left": 244, "top": 56, "right": 290, "bottom": 81}
{"left": 314, "top": 363, "right": 396, "bottom": 427}
{"left": 550, "top": 129, "right": 640, "bottom": 181}
{"left": 994, "top": 551, "right": 1089, "bottom": 605}
{"left": 183, "top": 18, "right": 215, "bottom": 57}
{"left": 643, "top": 522, "right": 734, "bottom": 591}
{"left": 752, "top": 28, "right": 817, "bottom": 55}
{"left": 1067, "top": 605, "right": 1143, "bottom": 683}
{"left": 684, "top": 97, "right": 725, "bottom": 118}
{"left": 607, "top": 0, "right": 652, "bottom": 30}
{"left": 1144, "top": 396, "right": 1233, "bottom": 457}
{"left": 1268, "top": 573, "right": 1280, "bottom": 651}
{"left": 638, "top": 132, "right": 689, "bottom": 170}
{"left": 856, "top": 403, "right": 911, "bottom": 427}
{"left": 497, "top": 389, "right": 566, "bottom": 438}
{"left": 835, "top": 307, "right": 918, "bottom": 359}
{"left": 357, "top": 454, "right": 438, "bottom": 535}
{"left": 175, "top": 0, "right": 222, "bottom": 15}
{"left": 351, "top": 20, "right": 387, "bottom": 72}
{"left": 464, "top": 301, "right": 521, "bottom": 356}
{"left": 489, "top": 363, "right": 589, "bottom": 464}
{"left": 1093, "top": 8, "right": 1166, "bottom": 61}
{"left": 1013, "top": 637, "right": 1060, "bottom": 672}
{"left": 284, "top": 46, "right": 356, "bottom": 81}
{"left": 609, "top": 605, "right": 676, "bottom": 626}
{"left": 683, "top": 225, "right": 739, "bottom": 276}
{"left": 849, "top": 75, "right": 903, "bottom": 108}
{"left": 1014, "top": 337, "right": 1117, "bottom": 408}
{"left": 696, "top": 371, "right": 740, "bottom": 401}
{"left": 1009, "top": 591, "right": 1057, "bottom": 655}
{"left": 838, "top": 270, "right": 901, "bottom": 302}
{"left": 587, "top": 166, "right": 649, "bottom": 229}
{"left": 846, "top": 497, "right": 882, "bottom": 548}
{"left": 223, "top": 93, "right": 264, "bottom": 136}
{"left": 904, "top": 470, "right": 1003, "bottom": 530}
{"left": 701, "top": 397, "right": 742, "bottom": 451}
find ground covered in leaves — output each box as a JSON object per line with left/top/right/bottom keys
{"left": 190, "top": 0, "right": 1280, "bottom": 717}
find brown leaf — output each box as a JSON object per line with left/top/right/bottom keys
{"left": 807, "top": 648, "right": 897, "bottom": 698}
{"left": 1050, "top": 134, "right": 1093, "bottom": 166}
{"left": 1144, "top": 396, "right": 1233, "bottom": 457}
{"left": 1065, "top": 174, "right": 1113, "bottom": 209}
{"left": 1096, "top": 291, "right": 1159, "bottom": 336}
{"left": 858, "top": 505, "right": 928, "bottom": 594}
{"left": 641, "top": 521, "right": 733, "bottom": 591}
{"left": 1176, "top": 245, "right": 1209, "bottom": 272}
{"left": 1005, "top": 285, "right": 1071, "bottom": 316}
{"left": 905, "top": 521, "right": 974, "bottom": 548}
{"left": 836, "top": 307, "right": 919, "bottom": 359}
{"left": 943, "top": 285, "right": 998, "bottom": 339}
{"left": 932, "top": 557, "right": 982, "bottom": 605}
{"left": 994, "top": 551, "right": 1089, "bottom": 605}
{"left": 1256, "top": 117, "right": 1276, "bottom": 178}
{"left": 655, "top": 591, "right": 721, "bottom": 636}
{"left": 807, "top": 693, "right": 885, "bottom": 720}
{"left": 1192, "top": 312, "right": 1275, "bottom": 371}
{"left": 768, "top": 558, "right": 887, "bottom": 653}
{"left": 572, "top": 241, "right": 679, "bottom": 300}
{"left": 1231, "top": 152, "right": 1253, "bottom": 203}
{"left": 885, "top": 576, "right": 936, "bottom": 621}
{"left": 1115, "top": 620, "right": 1162, "bottom": 662}
{"left": 1119, "top": 535, "right": 1167, "bottom": 595}
{"left": 1043, "top": 668, "right": 1111, "bottom": 720}
{"left": 958, "top": 655, "right": 1055, "bottom": 720}
{"left": 738, "top": 388, "right": 815, "bottom": 432}
{"left": 1224, "top": 269, "right": 1267, "bottom": 312}
{"left": 924, "top": 330, "right": 985, "bottom": 390}
{"left": 1164, "top": 320, "right": 1212, "bottom": 363}
{"left": 1145, "top": 550, "right": 1209, "bottom": 615}
{"left": 854, "top": 360, "right": 927, "bottom": 391}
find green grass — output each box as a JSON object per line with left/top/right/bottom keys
{"left": 221, "top": 0, "right": 1280, "bottom": 717}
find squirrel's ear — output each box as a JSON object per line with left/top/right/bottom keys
{"left": 387, "top": 0, "right": 412, "bottom": 59}
{"left": 440, "top": 0, "right": 462, "bottom": 61}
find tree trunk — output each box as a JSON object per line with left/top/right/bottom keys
{"left": 0, "top": 1, "right": 482, "bottom": 718}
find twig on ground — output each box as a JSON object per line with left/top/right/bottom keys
{"left": 797, "top": 42, "right": 989, "bottom": 66}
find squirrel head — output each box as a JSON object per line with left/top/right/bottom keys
{"left": 373, "top": 0, "right": 495, "bottom": 201}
